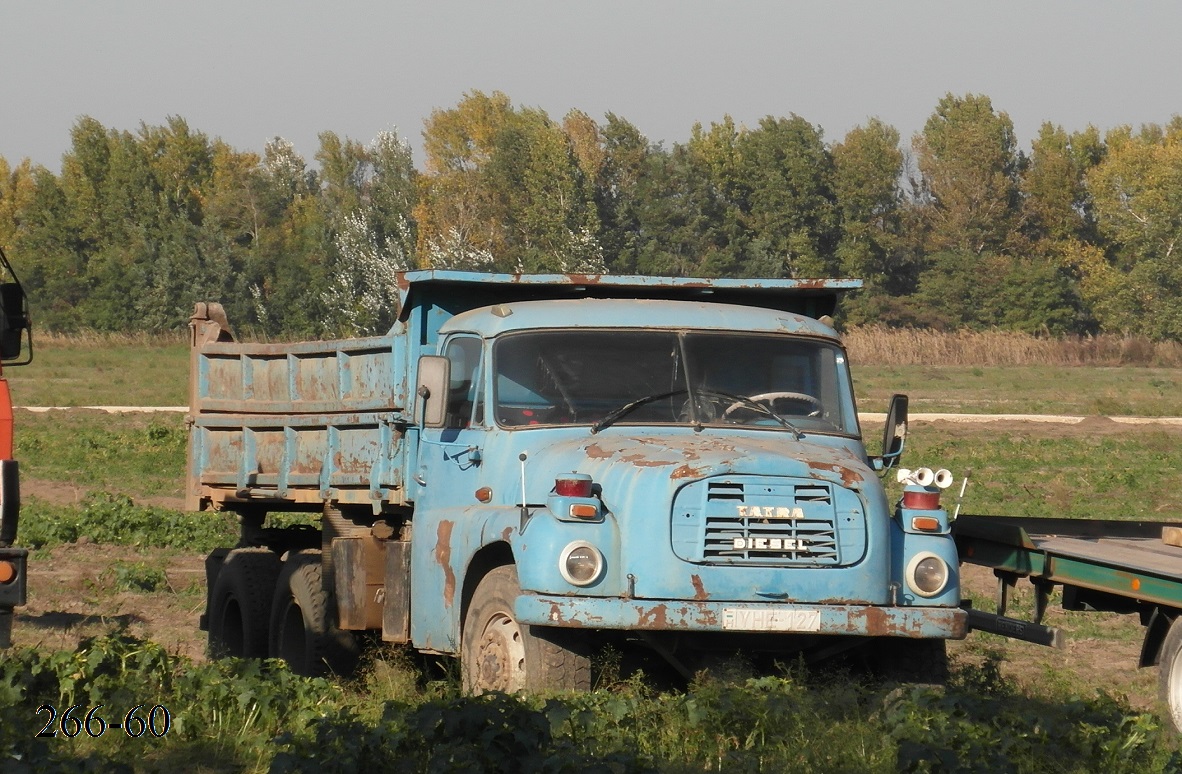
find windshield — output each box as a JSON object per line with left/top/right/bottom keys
{"left": 493, "top": 330, "right": 856, "bottom": 435}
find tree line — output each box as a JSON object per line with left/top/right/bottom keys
{"left": 1, "top": 90, "right": 1180, "bottom": 339}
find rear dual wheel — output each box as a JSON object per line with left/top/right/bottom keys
{"left": 269, "top": 551, "right": 359, "bottom": 677}
{"left": 461, "top": 565, "right": 590, "bottom": 693}
{"left": 207, "top": 548, "right": 281, "bottom": 659}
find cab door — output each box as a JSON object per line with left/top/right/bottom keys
{"left": 418, "top": 335, "right": 486, "bottom": 506}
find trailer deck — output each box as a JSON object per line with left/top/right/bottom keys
{"left": 954, "top": 514, "right": 1182, "bottom": 731}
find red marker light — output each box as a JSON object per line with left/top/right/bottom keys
{"left": 902, "top": 489, "right": 940, "bottom": 510}
{"left": 555, "top": 474, "right": 593, "bottom": 498}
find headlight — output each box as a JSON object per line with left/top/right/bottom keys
{"left": 559, "top": 541, "right": 604, "bottom": 586}
{"left": 905, "top": 552, "right": 949, "bottom": 597}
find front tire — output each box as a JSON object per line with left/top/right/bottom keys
{"left": 269, "top": 551, "right": 359, "bottom": 677}
{"left": 461, "top": 565, "right": 590, "bottom": 693}
{"left": 1158, "top": 615, "right": 1182, "bottom": 732}
{"left": 207, "top": 548, "right": 281, "bottom": 659}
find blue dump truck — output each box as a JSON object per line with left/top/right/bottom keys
{"left": 189, "top": 271, "right": 967, "bottom": 690}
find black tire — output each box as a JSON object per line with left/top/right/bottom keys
{"left": 1158, "top": 615, "right": 1182, "bottom": 732}
{"left": 269, "top": 551, "right": 359, "bottom": 677}
{"left": 207, "top": 548, "right": 281, "bottom": 659}
{"left": 461, "top": 565, "right": 590, "bottom": 693}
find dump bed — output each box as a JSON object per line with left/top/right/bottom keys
{"left": 185, "top": 271, "right": 861, "bottom": 514}
{"left": 186, "top": 327, "right": 410, "bottom": 511}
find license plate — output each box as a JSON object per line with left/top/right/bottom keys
{"left": 722, "top": 608, "right": 820, "bottom": 632}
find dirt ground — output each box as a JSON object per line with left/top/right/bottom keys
{"left": 13, "top": 543, "right": 208, "bottom": 662}
{"left": 12, "top": 477, "right": 204, "bottom": 660}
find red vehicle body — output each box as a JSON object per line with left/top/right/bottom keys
{"left": 0, "top": 247, "right": 32, "bottom": 647}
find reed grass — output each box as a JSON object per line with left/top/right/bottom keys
{"left": 844, "top": 326, "right": 1182, "bottom": 367}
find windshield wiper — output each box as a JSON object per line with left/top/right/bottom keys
{"left": 588, "top": 387, "right": 803, "bottom": 439}
{"left": 693, "top": 388, "right": 803, "bottom": 439}
{"left": 590, "top": 389, "right": 687, "bottom": 434}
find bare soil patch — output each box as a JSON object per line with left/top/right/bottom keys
{"left": 14, "top": 543, "right": 208, "bottom": 662}
{"left": 952, "top": 563, "right": 1157, "bottom": 711}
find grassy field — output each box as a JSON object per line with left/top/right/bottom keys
{"left": 16, "top": 334, "right": 1182, "bottom": 417}
{"left": 13, "top": 337, "right": 189, "bottom": 408}
{"left": 7, "top": 336, "right": 1182, "bottom": 770}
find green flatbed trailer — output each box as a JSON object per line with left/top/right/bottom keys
{"left": 954, "top": 514, "right": 1182, "bottom": 732}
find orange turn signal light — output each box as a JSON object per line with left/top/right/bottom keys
{"left": 0, "top": 561, "right": 15, "bottom": 584}
{"left": 569, "top": 504, "right": 599, "bottom": 520}
{"left": 475, "top": 487, "right": 493, "bottom": 503}
{"left": 911, "top": 516, "right": 941, "bottom": 532}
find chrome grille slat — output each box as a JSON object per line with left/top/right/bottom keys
{"left": 696, "top": 479, "right": 841, "bottom": 564}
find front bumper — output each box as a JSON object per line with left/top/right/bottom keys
{"left": 517, "top": 595, "right": 968, "bottom": 639}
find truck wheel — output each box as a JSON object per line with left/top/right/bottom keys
{"left": 207, "top": 548, "right": 281, "bottom": 659}
{"left": 1157, "top": 615, "right": 1182, "bottom": 732}
{"left": 461, "top": 565, "right": 590, "bottom": 693}
{"left": 269, "top": 552, "right": 359, "bottom": 677}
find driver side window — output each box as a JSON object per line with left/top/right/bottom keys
{"left": 444, "top": 337, "right": 484, "bottom": 429}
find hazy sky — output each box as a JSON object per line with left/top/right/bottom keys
{"left": 3, "top": 2, "right": 1181, "bottom": 171}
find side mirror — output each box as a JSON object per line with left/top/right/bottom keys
{"left": 416, "top": 356, "right": 450, "bottom": 429}
{"left": 877, "top": 394, "right": 908, "bottom": 470}
{"left": 0, "top": 283, "right": 29, "bottom": 362}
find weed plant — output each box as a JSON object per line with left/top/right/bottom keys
{"left": 20, "top": 494, "right": 236, "bottom": 553}
{"left": 0, "top": 633, "right": 1175, "bottom": 773}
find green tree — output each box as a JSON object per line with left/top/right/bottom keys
{"left": 1076, "top": 121, "right": 1182, "bottom": 338}
{"left": 914, "top": 93, "right": 1023, "bottom": 255}
{"left": 830, "top": 118, "right": 918, "bottom": 323}
{"left": 1021, "top": 123, "right": 1104, "bottom": 245}
{"left": 594, "top": 114, "right": 659, "bottom": 274}
{"left": 417, "top": 91, "right": 602, "bottom": 273}
{"left": 735, "top": 115, "right": 839, "bottom": 277}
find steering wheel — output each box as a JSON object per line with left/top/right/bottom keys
{"left": 678, "top": 394, "right": 720, "bottom": 423}
{"left": 722, "top": 391, "right": 823, "bottom": 421}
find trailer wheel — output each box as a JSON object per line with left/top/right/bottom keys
{"left": 1158, "top": 615, "right": 1182, "bottom": 732}
{"left": 269, "top": 552, "right": 359, "bottom": 677}
{"left": 461, "top": 565, "right": 590, "bottom": 693}
{"left": 207, "top": 548, "right": 281, "bottom": 659}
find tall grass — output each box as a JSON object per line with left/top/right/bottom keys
{"left": 844, "top": 326, "right": 1182, "bottom": 367}
{"left": 31, "top": 330, "right": 189, "bottom": 349}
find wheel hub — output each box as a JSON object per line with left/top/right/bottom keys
{"left": 475, "top": 611, "right": 526, "bottom": 692}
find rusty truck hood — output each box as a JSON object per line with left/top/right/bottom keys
{"left": 528, "top": 431, "right": 874, "bottom": 499}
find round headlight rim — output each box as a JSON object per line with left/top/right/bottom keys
{"left": 558, "top": 540, "right": 604, "bottom": 587}
{"left": 905, "top": 550, "right": 950, "bottom": 598}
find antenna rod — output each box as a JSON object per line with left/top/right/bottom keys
{"left": 519, "top": 452, "right": 528, "bottom": 519}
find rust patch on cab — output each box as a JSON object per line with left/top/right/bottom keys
{"left": 808, "top": 460, "right": 864, "bottom": 488}
{"left": 434, "top": 520, "right": 456, "bottom": 607}
{"left": 620, "top": 454, "right": 674, "bottom": 468}
{"left": 690, "top": 575, "right": 708, "bottom": 601}
{"left": 671, "top": 464, "right": 703, "bottom": 480}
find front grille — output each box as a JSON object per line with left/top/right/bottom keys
{"left": 672, "top": 477, "right": 864, "bottom": 566}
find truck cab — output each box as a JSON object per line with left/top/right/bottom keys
{"left": 190, "top": 271, "right": 964, "bottom": 688}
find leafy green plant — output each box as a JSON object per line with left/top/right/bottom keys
{"left": 107, "top": 561, "right": 170, "bottom": 593}
{"left": 20, "top": 494, "right": 236, "bottom": 552}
